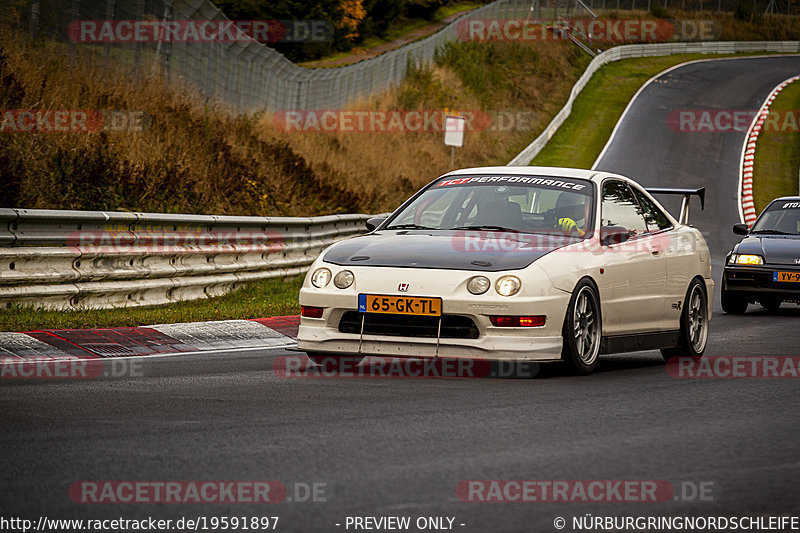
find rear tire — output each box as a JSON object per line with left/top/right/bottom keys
{"left": 721, "top": 288, "right": 748, "bottom": 314}
{"left": 562, "top": 279, "right": 601, "bottom": 375}
{"left": 307, "top": 353, "right": 365, "bottom": 371}
{"left": 661, "top": 279, "right": 708, "bottom": 361}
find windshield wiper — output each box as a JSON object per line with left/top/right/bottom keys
{"left": 385, "top": 223, "right": 438, "bottom": 230}
{"left": 750, "top": 229, "right": 796, "bottom": 235}
{"left": 449, "top": 225, "right": 521, "bottom": 233}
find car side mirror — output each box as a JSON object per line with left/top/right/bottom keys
{"left": 365, "top": 217, "right": 387, "bottom": 231}
{"left": 600, "top": 226, "right": 632, "bottom": 246}
{"left": 732, "top": 223, "right": 749, "bottom": 235}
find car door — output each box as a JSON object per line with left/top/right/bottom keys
{"left": 599, "top": 179, "right": 668, "bottom": 335}
{"left": 630, "top": 186, "right": 698, "bottom": 330}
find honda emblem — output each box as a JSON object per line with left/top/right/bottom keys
{"left": 398, "top": 283, "right": 410, "bottom": 292}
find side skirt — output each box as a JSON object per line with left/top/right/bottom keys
{"left": 600, "top": 331, "right": 681, "bottom": 355}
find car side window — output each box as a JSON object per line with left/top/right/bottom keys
{"left": 631, "top": 187, "right": 672, "bottom": 232}
{"left": 601, "top": 180, "right": 649, "bottom": 237}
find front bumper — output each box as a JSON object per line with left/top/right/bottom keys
{"left": 297, "top": 318, "right": 564, "bottom": 361}
{"left": 297, "top": 268, "right": 570, "bottom": 362}
{"left": 722, "top": 264, "right": 800, "bottom": 301}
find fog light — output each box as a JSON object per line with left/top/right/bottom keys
{"left": 310, "top": 268, "right": 331, "bottom": 287}
{"left": 467, "top": 276, "right": 491, "bottom": 295}
{"left": 334, "top": 270, "right": 354, "bottom": 289}
{"left": 495, "top": 275, "right": 521, "bottom": 296}
{"left": 301, "top": 306, "right": 324, "bottom": 318}
{"left": 490, "top": 316, "right": 545, "bottom": 327}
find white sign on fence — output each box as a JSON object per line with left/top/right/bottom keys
{"left": 444, "top": 115, "right": 466, "bottom": 147}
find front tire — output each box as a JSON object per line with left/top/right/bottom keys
{"left": 661, "top": 279, "right": 708, "bottom": 361}
{"left": 721, "top": 287, "right": 748, "bottom": 314}
{"left": 562, "top": 280, "right": 601, "bottom": 375}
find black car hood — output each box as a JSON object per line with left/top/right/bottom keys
{"left": 323, "top": 230, "right": 579, "bottom": 271}
{"left": 735, "top": 235, "right": 800, "bottom": 265}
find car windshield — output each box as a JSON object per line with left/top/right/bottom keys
{"left": 385, "top": 175, "right": 595, "bottom": 238}
{"left": 751, "top": 200, "right": 800, "bottom": 235}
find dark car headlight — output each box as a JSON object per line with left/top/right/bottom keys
{"left": 728, "top": 254, "right": 764, "bottom": 266}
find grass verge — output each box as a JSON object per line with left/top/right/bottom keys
{"left": 752, "top": 80, "right": 800, "bottom": 213}
{"left": 299, "top": 1, "right": 483, "bottom": 67}
{"left": 533, "top": 53, "right": 757, "bottom": 168}
{"left": 532, "top": 52, "right": 800, "bottom": 215}
{"left": 0, "top": 276, "right": 303, "bottom": 332}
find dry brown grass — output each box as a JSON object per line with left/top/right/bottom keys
{"left": 258, "top": 40, "right": 588, "bottom": 211}
{"left": 0, "top": 26, "right": 355, "bottom": 216}
{"left": 5, "top": 8, "right": 800, "bottom": 216}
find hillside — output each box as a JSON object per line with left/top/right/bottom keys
{"left": 5, "top": 9, "right": 800, "bottom": 216}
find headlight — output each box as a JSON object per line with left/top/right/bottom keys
{"left": 495, "top": 275, "right": 521, "bottom": 296}
{"left": 310, "top": 268, "right": 331, "bottom": 288}
{"left": 729, "top": 254, "right": 764, "bottom": 265}
{"left": 467, "top": 276, "right": 491, "bottom": 295}
{"left": 334, "top": 270, "right": 354, "bottom": 289}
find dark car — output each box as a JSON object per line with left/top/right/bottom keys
{"left": 721, "top": 197, "right": 800, "bottom": 313}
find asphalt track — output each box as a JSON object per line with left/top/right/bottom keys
{"left": 3, "top": 57, "right": 800, "bottom": 533}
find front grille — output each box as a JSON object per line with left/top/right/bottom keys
{"left": 338, "top": 311, "right": 479, "bottom": 339}
{"left": 725, "top": 270, "right": 773, "bottom": 289}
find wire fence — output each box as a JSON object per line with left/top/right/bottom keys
{"left": 12, "top": 0, "right": 800, "bottom": 113}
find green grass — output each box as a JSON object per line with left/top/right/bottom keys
{"left": 0, "top": 276, "right": 303, "bottom": 332}
{"left": 531, "top": 53, "right": 786, "bottom": 169}
{"left": 752, "top": 80, "right": 800, "bottom": 213}
{"left": 300, "top": 1, "right": 482, "bottom": 66}
{"left": 434, "top": 1, "right": 483, "bottom": 20}
{"left": 532, "top": 54, "right": 714, "bottom": 168}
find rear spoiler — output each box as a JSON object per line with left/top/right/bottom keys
{"left": 645, "top": 187, "right": 705, "bottom": 225}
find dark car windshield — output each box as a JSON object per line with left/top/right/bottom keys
{"left": 385, "top": 175, "right": 595, "bottom": 238}
{"left": 751, "top": 200, "right": 800, "bottom": 235}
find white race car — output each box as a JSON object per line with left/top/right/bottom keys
{"left": 297, "top": 167, "right": 713, "bottom": 374}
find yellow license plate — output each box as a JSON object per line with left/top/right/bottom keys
{"left": 773, "top": 271, "right": 800, "bottom": 283}
{"left": 358, "top": 294, "right": 442, "bottom": 316}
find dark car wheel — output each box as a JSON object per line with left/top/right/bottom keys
{"left": 307, "top": 353, "right": 365, "bottom": 370}
{"left": 661, "top": 279, "right": 708, "bottom": 361}
{"left": 562, "top": 279, "right": 601, "bottom": 375}
{"left": 721, "top": 288, "right": 748, "bottom": 314}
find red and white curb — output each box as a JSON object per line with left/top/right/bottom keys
{"left": 0, "top": 316, "right": 300, "bottom": 364}
{"left": 739, "top": 75, "right": 800, "bottom": 225}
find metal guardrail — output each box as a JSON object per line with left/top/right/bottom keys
{"left": 508, "top": 40, "right": 800, "bottom": 166}
{"left": 0, "top": 209, "right": 376, "bottom": 310}
{"left": 6, "top": 42, "right": 800, "bottom": 310}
